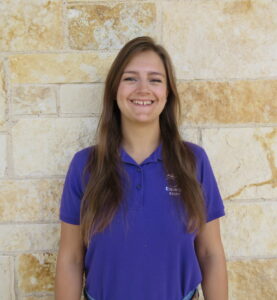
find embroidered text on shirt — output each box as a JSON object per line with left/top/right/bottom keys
{"left": 165, "top": 174, "right": 181, "bottom": 196}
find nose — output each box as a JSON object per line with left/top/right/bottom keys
{"left": 137, "top": 79, "right": 150, "bottom": 94}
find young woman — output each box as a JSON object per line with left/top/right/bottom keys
{"left": 55, "top": 36, "right": 228, "bottom": 300}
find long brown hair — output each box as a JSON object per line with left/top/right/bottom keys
{"left": 80, "top": 36, "right": 205, "bottom": 245}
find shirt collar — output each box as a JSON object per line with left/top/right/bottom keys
{"left": 120, "top": 143, "right": 163, "bottom": 165}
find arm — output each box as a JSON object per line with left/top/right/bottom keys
{"left": 55, "top": 222, "right": 85, "bottom": 300}
{"left": 195, "top": 219, "right": 228, "bottom": 300}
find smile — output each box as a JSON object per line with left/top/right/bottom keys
{"left": 130, "top": 99, "right": 154, "bottom": 106}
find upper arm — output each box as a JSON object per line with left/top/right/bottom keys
{"left": 57, "top": 221, "right": 85, "bottom": 265}
{"left": 195, "top": 219, "right": 225, "bottom": 259}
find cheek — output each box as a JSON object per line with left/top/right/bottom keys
{"left": 116, "top": 84, "right": 123, "bottom": 100}
{"left": 116, "top": 86, "right": 130, "bottom": 112}
{"left": 157, "top": 87, "right": 168, "bottom": 102}
{"left": 116, "top": 84, "right": 132, "bottom": 101}
{"left": 155, "top": 84, "right": 167, "bottom": 95}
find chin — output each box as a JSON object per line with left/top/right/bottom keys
{"left": 134, "top": 117, "right": 158, "bottom": 124}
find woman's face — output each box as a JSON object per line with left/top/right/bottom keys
{"left": 116, "top": 50, "right": 168, "bottom": 126}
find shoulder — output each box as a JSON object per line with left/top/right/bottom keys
{"left": 63, "top": 146, "right": 93, "bottom": 193}
{"left": 70, "top": 146, "right": 93, "bottom": 170}
{"left": 183, "top": 141, "right": 207, "bottom": 161}
{"left": 60, "top": 146, "right": 93, "bottom": 225}
{"left": 183, "top": 141, "right": 214, "bottom": 183}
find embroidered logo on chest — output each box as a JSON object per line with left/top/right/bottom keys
{"left": 165, "top": 174, "right": 181, "bottom": 196}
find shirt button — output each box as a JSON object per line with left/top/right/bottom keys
{"left": 136, "top": 184, "right": 142, "bottom": 190}
{"left": 137, "top": 167, "right": 142, "bottom": 172}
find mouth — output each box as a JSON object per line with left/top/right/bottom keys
{"left": 130, "top": 99, "right": 154, "bottom": 106}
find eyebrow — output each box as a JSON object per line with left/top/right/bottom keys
{"left": 123, "top": 71, "right": 166, "bottom": 77}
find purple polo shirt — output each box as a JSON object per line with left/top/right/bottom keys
{"left": 60, "top": 142, "right": 225, "bottom": 300}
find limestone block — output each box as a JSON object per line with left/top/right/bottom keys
{"left": 9, "top": 53, "right": 114, "bottom": 84}
{"left": 0, "top": 179, "right": 63, "bottom": 222}
{"left": 13, "top": 86, "right": 57, "bottom": 115}
{"left": 0, "top": 135, "right": 7, "bottom": 177}
{"left": 198, "top": 289, "right": 204, "bottom": 300}
{"left": 0, "top": 256, "right": 15, "bottom": 300}
{"left": 12, "top": 117, "right": 97, "bottom": 176}
{"left": 202, "top": 127, "right": 277, "bottom": 200}
{"left": 178, "top": 127, "right": 199, "bottom": 145}
{"left": 221, "top": 202, "right": 277, "bottom": 257}
{"left": 178, "top": 80, "right": 277, "bottom": 124}
{"left": 24, "top": 297, "right": 77, "bottom": 300}
{"left": 0, "top": 60, "right": 7, "bottom": 129}
{"left": 17, "top": 253, "right": 56, "bottom": 293}
{"left": 60, "top": 84, "right": 103, "bottom": 114}
{"left": 228, "top": 259, "right": 277, "bottom": 299}
{"left": 23, "top": 297, "right": 53, "bottom": 300}
{"left": 67, "top": 3, "right": 156, "bottom": 50}
{"left": 67, "top": 0, "right": 146, "bottom": 2}
{"left": 0, "top": 0, "right": 63, "bottom": 51}
{"left": 162, "top": 0, "right": 277, "bottom": 79}
{"left": 0, "top": 224, "right": 59, "bottom": 252}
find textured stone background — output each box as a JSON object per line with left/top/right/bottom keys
{"left": 0, "top": 0, "right": 276, "bottom": 299}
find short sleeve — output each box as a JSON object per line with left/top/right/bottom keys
{"left": 195, "top": 146, "right": 225, "bottom": 222}
{"left": 186, "top": 142, "right": 225, "bottom": 222}
{"left": 59, "top": 153, "right": 85, "bottom": 225}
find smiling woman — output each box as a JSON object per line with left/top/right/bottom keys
{"left": 116, "top": 50, "right": 167, "bottom": 125}
{"left": 55, "top": 36, "right": 228, "bottom": 300}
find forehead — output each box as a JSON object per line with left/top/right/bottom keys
{"left": 124, "top": 50, "right": 166, "bottom": 74}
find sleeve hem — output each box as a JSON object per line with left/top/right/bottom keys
{"left": 60, "top": 214, "right": 80, "bottom": 225}
{"left": 206, "top": 210, "right": 225, "bottom": 223}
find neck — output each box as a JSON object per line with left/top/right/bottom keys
{"left": 121, "top": 120, "right": 161, "bottom": 163}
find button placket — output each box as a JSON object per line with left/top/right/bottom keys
{"left": 135, "top": 166, "right": 143, "bottom": 208}
{"left": 136, "top": 184, "right": 141, "bottom": 190}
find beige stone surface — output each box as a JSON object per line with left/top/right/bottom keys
{"left": 9, "top": 53, "right": 114, "bottom": 84}
{"left": 0, "top": 224, "right": 59, "bottom": 252}
{"left": 163, "top": 0, "right": 277, "bottom": 79}
{"left": 0, "top": 60, "right": 7, "bottom": 129}
{"left": 23, "top": 296, "right": 79, "bottom": 300}
{"left": 67, "top": 3, "right": 156, "bottom": 49}
{"left": 221, "top": 202, "right": 277, "bottom": 257}
{"left": 23, "top": 297, "right": 54, "bottom": 300}
{"left": 0, "top": 0, "right": 63, "bottom": 51}
{"left": 228, "top": 259, "right": 277, "bottom": 299}
{"left": 0, "top": 256, "right": 15, "bottom": 300}
{"left": 179, "top": 127, "right": 199, "bottom": 145}
{"left": 12, "top": 117, "right": 97, "bottom": 176}
{"left": 17, "top": 253, "right": 56, "bottom": 293}
{"left": 67, "top": 0, "right": 146, "bottom": 1}
{"left": 0, "top": 135, "right": 7, "bottom": 177}
{"left": 178, "top": 80, "right": 277, "bottom": 124}
{"left": 202, "top": 127, "right": 277, "bottom": 200}
{"left": 13, "top": 86, "right": 57, "bottom": 115}
{"left": 0, "top": 179, "right": 62, "bottom": 222}
{"left": 198, "top": 290, "right": 204, "bottom": 300}
{"left": 60, "top": 84, "right": 104, "bottom": 114}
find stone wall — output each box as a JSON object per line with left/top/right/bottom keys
{"left": 0, "top": 0, "right": 276, "bottom": 299}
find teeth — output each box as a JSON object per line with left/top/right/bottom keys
{"left": 132, "top": 100, "right": 153, "bottom": 105}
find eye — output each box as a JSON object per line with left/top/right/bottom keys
{"left": 123, "top": 77, "right": 136, "bottom": 81}
{"left": 150, "top": 78, "right": 162, "bottom": 83}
